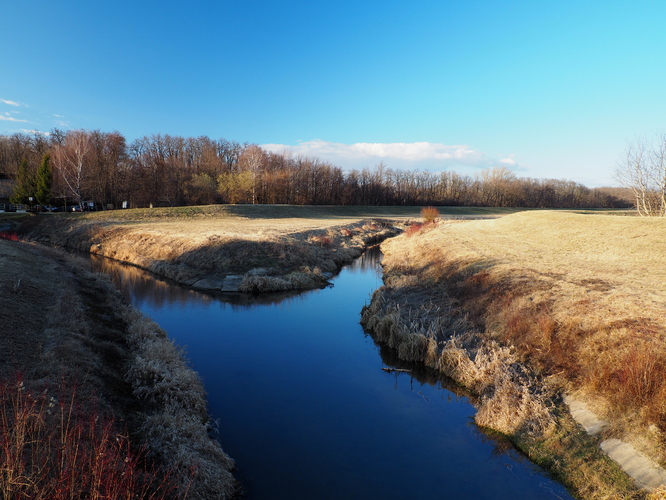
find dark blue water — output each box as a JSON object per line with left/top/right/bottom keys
{"left": 92, "top": 250, "right": 573, "bottom": 500}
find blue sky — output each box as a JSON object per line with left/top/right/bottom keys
{"left": 2, "top": 0, "right": 665, "bottom": 186}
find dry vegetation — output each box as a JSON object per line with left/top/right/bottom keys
{"left": 0, "top": 237, "right": 238, "bottom": 498}
{"left": 362, "top": 210, "right": 666, "bottom": 499}
{"left": 16, "top": 205, "right": 412, "bottom": 293}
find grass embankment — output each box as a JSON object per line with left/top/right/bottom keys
{"left": 15, "top": 205, "right": 428, "bottom": 293}
{"left": 0, "top": 237, "right": 237, "bottom": 498}
{"left": 362, "top": 210, "right": 666, "bottom": 499}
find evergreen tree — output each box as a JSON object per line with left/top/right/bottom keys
{"left": 9, "top": 158, "right": 34, "bottom": 205}
{"left": 35, "top": 153, "right": 52, "bottom": 206}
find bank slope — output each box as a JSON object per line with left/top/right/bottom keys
{"left": 0, "top": 238, "right": 238, "bottom": 499}
{"left": 362, "top": 210, "right": 666, "bottom": 499}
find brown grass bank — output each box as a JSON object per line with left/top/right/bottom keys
{"left": 16, "top": 205, "right": 411, "bottom": 293}
{"left": 0, "top": 238, "right": 238, "bottom": 498}
{"left": 361, "top": 210, "right": 666, "bottom": 499}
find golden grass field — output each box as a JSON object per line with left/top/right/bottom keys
{"left": 362, "top": 210, "right": 666, "bottom": 499}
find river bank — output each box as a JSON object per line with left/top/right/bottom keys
{"left": 0, "top": 237, "right": 238, "bottom": 498}
{"left": 16, "top": 205, "right": 409, "bottom": 293}
{"left": 361, "top": 210, "right": 666, "bottom": 499}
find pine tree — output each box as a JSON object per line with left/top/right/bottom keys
{"left": 9, "top": 158, "right": 34, "bottom": 205}
{"left": 35, "top": 153, "right": 53, "bottom": 206}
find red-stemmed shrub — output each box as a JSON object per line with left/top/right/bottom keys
{"left": 0, "top": 376, "right": 181, "bottom": 500}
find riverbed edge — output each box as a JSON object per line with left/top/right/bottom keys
{"left": 15, "top": 214, "right": 404, "bottom": 294}
{"left": 0, "top": 239, "right": 241, "bottom": 499}
{"left": 359, "top": 235, "right": 659, "bottom": 500}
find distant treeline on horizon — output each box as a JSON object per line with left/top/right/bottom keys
{"left": 0, "top": 129, "right": 632, "bottom": 210}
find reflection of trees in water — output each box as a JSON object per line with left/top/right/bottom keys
{"left": 89, "top": 255, "right": 324, "bottom": 310}
{"left": 372, "top": 335, "right": 520, "bottom": 459}
{"left": 345, "top": 245, "right": 382, "bottom": 273}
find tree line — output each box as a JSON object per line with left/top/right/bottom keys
{"left": 0, "top": 129, "right": 632, "bottom": 210}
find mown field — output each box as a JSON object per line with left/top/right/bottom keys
{"left": 363, "top": 210, "right": 666, "bottom": 499}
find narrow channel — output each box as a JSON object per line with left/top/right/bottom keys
{"left": 91, "top": 248, "right": 573, "bottom": 499}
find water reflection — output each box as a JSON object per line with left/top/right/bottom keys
{"left": 89, "top": 249, "right": 572, "bottom": 500}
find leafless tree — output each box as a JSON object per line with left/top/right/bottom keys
{"left": 615, "top": 134, "right": 666, "bottom": 216}
{"left": 52, "top": 130, "right": 92, "bottom": 207}
{"left": 239, "top": 145, "right": 265, "bottom": 204}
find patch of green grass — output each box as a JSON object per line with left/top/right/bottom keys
{"left": 79, "top": 204, "right": 524, "bottom": 223}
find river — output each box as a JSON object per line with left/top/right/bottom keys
{"left": 91, "top": 248, "right": 573, "bottom": 499}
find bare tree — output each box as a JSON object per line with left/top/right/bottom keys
{"left": 615, "top": 134, "right": 666, "bottom": 216}
{"left": 239, "top": 145, "right": 265, "bottom": 204}
{"left": 52, "top": 130, "right": 92, "bottom": 208}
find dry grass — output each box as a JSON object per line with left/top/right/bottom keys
{"left": 0, "top": 239, "right": 238, "bottom": 498}
{"left": 123, "top": 313, "right": 237, "bottom": 499}
{"left": 0, "top": 377, "right": 181, "bottom": 500}
{"left": 362, "top": 210, "right": 666, "bottom": 499}
{"left": 17, "top": 206, "right": 405, "bottom": 293}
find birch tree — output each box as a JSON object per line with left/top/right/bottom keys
{"left": 52, "top": 130, "right": 92, "bottom": 207}
{"left": 615, "top": 134, "right": 666, "bottom": 216}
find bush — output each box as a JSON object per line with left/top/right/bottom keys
{"left": 0, "top": 376, "right": 180, "bottom": 500}
{"left": 405, "top": 222, "right": 424, "bottom": 237}
{"left": 420, "top": 206, "right": 439, "bottom": 223}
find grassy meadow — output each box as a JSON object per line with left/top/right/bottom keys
{"left": 362, "top": 209, "right": 666, "bottom": 499}
{"left": 14, "top": 205, "right": 515, "bottom": 293}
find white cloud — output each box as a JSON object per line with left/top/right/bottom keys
{"left": 0, "top": 115, "right": 28, "bottom": 123}
{"left": 499, "top": 158, "right": 516, "bottom": 165}
{"left": 261, "top": 139, "right": 514, "bottom": 174}
{"left": 19, "top": 129, "right": 50, "bottom": 136}
{"left": 53, "top": 114, "right": 64, "bottom": 118}
{"left": 1, "top": 99, "right": 20, "bottom": 106}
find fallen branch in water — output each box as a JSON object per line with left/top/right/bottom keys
{"left": 382, "top": 367, "right": 411, "bottom": 373}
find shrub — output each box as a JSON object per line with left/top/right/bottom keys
{"left": 0, "top": 376, "right": 180, "bottom": 500}
{"left": 405, "top": 222, "right": 423, "bottom": 237}
{"left": 0, "top": 231, "right": 19, "bottom": 241}
{"left": 420, "top": 206, "right": 439, "bottom": 223}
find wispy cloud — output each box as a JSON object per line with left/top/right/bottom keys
{"left": 0, "top": 115, "right": 29, "bottom": 123}
{"left": 1, "top": 99, "right": 20, "bottom": 106}
{"left": 261, "top": 139, "right": 516, "bottom": 173}
{"left": 53, "top": 114, "right": 64, "bottom": 118}
{"left": 19, "top": 129, "right": 50, "bottom": 136}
